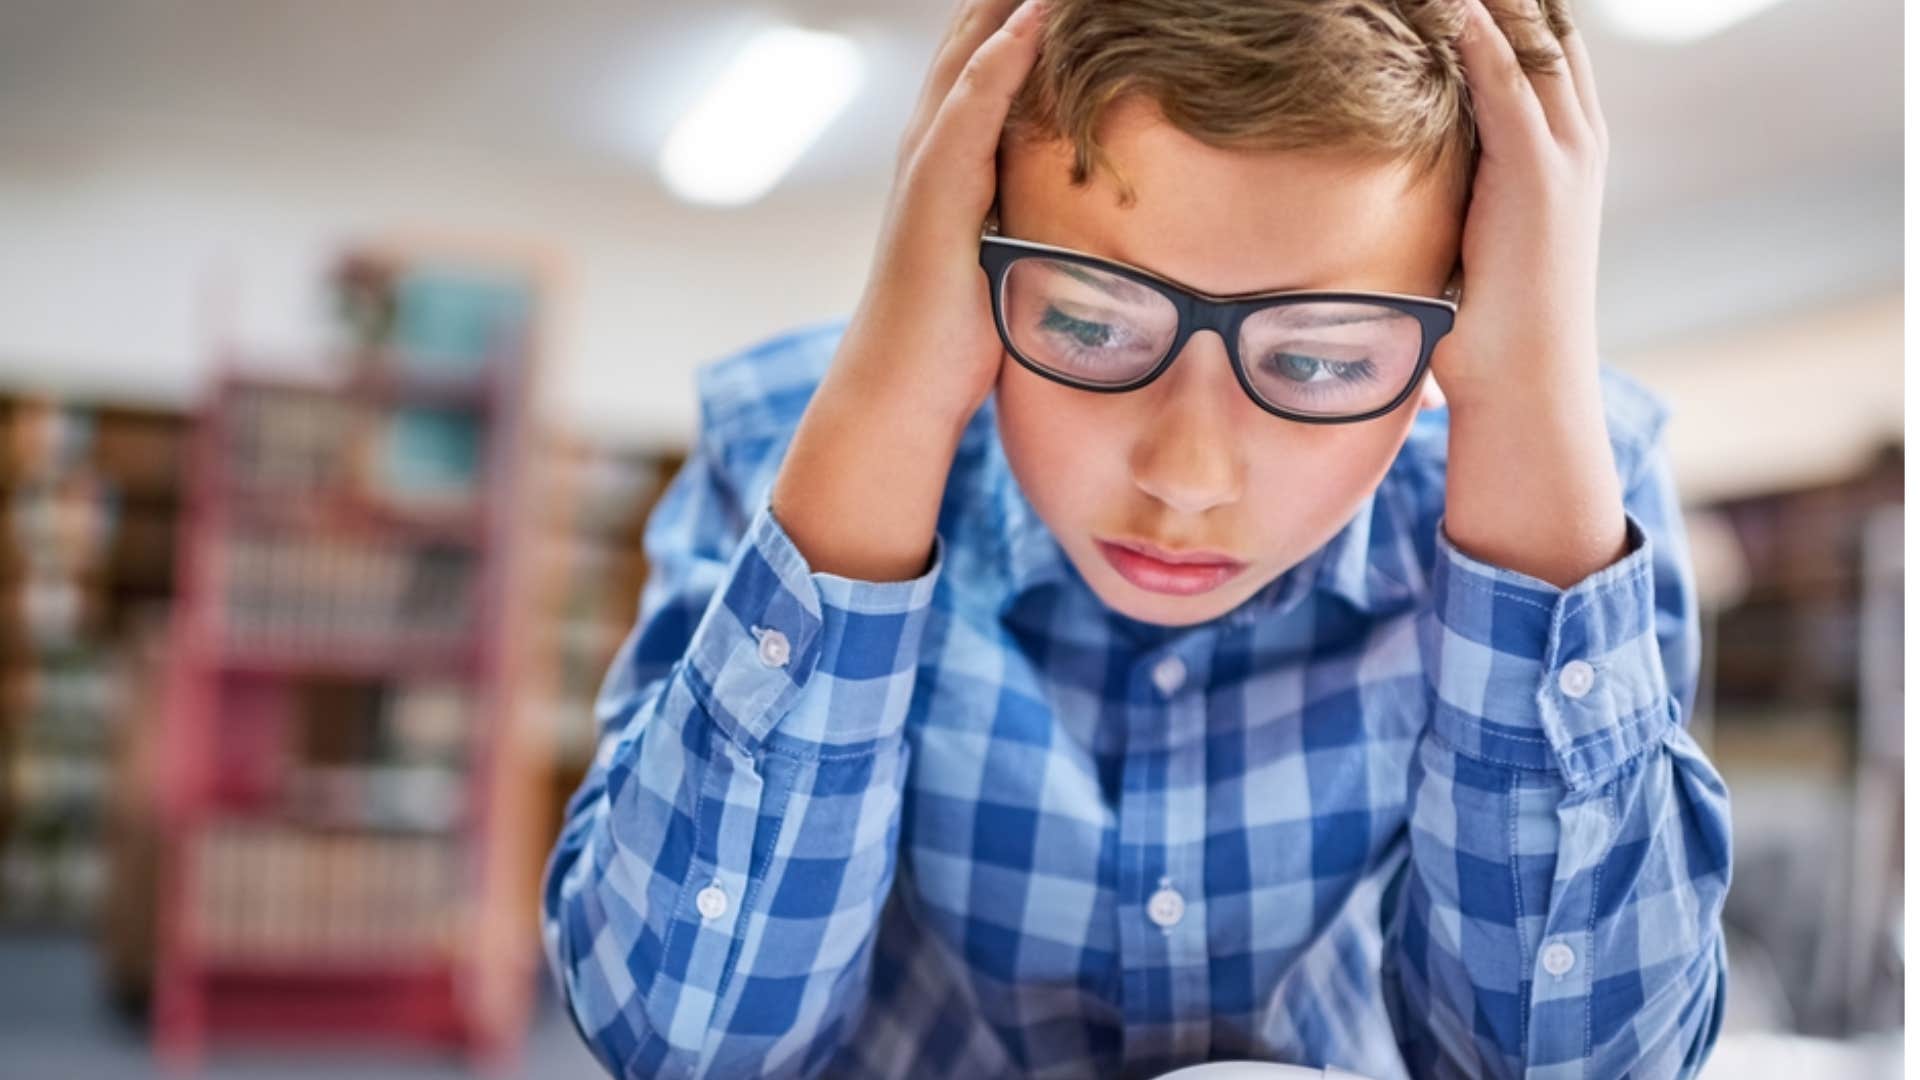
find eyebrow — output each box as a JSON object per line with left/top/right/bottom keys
{"left": 1275, "top": 307, "right": 1400, "bottom": 329}
{"left": 1056, "top": 262, "right": 1160, "bottom": 304}
{"left": 1056, "top": 259, "right": 1402, "bottom": 328}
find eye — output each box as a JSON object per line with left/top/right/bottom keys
{"left": 1040, "top": 306, "right": 1122, "bottom": 349}
{"left": 1261, "top": 351, "right": 1378, "bottom": 385}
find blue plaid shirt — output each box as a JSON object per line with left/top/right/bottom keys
{"left": 542, "top": 316, "right": 1732, "bottom": 1079}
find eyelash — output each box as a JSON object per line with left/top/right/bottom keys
{"left": 1038, "top": 308, "right": 1155, "bottom": 367}
{"left": 1040, "top": 306, "right": 1380, "bottom": 392}
{"left": 1257, "top": 352, "right": 1379, "bottom": 392}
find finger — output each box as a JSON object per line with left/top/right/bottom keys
{"left": 1560, "top": 27, "right": 1610, "bottom": 152}
{"left": 1458, "top": 0, "right": 1553, "bottom": 157}
{"left": 913, "top": 0, "right": 1047, "bottom": 183}
{"left": 899, "top": 0, "right": 1026, "bottom": 167}
{"left": 1515, "top": 15, "right": 1589, "bottom": 149}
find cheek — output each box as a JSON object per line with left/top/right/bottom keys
{"left": 995, "top": 368, "right": 1126, "bottom": 521}
{"left": 1245, "top": 427, "right": 1409, "bottom": 550}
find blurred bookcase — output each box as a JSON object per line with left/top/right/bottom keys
{"left": 151, "top": 243, "right": 552, "bottom": 1068}
{"left": 0, "top": 397, "right": 186, "bottom": 926}
{"left": 528, "top": 436, "right": 683, "bottom": 777}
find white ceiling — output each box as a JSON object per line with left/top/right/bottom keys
{"left": 0, "top": 0, "right": 1897, "bottom": 209}
{"left": 0, "top": 0, "right": 1902, "bottom": 440}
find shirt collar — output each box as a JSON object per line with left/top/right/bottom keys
{"left": 975, "top": 393, "right": 1419, "bottom": 627}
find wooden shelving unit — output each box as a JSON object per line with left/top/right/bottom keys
{"left": 150, "top": 249, "right": 548, "bottom": 1069}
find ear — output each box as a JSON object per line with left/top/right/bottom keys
{"left": 1417, "top": 371, "right": 1447, "bottom": 411}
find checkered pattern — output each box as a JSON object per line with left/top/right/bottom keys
{"left": 541, "top": 317, "right": 1732, "bottom": 1079}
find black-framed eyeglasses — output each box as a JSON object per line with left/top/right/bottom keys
{"left": 979, "top": 225, "right": 1460, "bottom": 424}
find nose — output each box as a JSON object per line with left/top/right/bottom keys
{"left": 1128, "top": 331, "right": 1245, "bottom": 515}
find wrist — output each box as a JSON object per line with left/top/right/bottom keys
{"left": 772, "top": 371, "right": 961, "bottom": 583}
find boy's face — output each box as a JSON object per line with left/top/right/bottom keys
{"left": 993, "top": 97, "right": 1465, "bottom": 628}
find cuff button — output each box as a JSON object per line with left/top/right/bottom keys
{"left": 754, "top": 626, "right": 791, "bottom": 668}
{"left": 1557, "top": 658, "right": 1595, "bottom": 698}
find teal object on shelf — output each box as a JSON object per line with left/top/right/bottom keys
{"left": 391, "top": 265, "right": 531, "bottom": 374}
{"left": 383, "top": 406, "right": 482, "bottom": 501}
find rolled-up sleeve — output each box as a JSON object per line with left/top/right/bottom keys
{"left": 682, "top": 494, "right": 942, "bottom": 754}
{"left": 1385, "top": 429, "right": 1733, "bottom": 1078}
{"left": 1423, "top": 503, "right": 1675, "bottom": 791}
{"left": 541, "top": 421, "right": 943, "bottom": 1078}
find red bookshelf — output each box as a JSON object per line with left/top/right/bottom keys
{"left": 151, "top": 250, "right": 548, "bottom": 1070}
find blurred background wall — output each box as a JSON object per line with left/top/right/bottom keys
{"left": 0, "top": 0, "right": 1903, "bottom": 1077}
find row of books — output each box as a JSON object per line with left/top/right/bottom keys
{"left": 5, "top": 472, "right": 115, "bottom": 576}
{"left": 223, "top": 388, "right": 363, "bottom": 495}
{"left": 0, "top": 841, "right": 104, "bottom": 921}
{"left": 0, "top": 577, "right": 106, "bottom": 656}
{"left": 211, "top": 677, "right": 472, "bottom": 809}
{"left": 221, "top": 534, "right": 476, "bottom": 653}
{"left": 193, "top": 821, "right": 463, "bottom": 961}
{"left": 8, "top": 738, "right": 110, "bottom": 814}
{"left": 224, "top": 388, "right": 485, "bottom": 509}
{"left": 283, "top": 764, "right": 466, "bottom": 832}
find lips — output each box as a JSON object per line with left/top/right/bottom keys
{"left": 1095, "top": 537, "right": 1247, "bottom": 596}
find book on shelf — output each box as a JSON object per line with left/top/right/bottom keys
{"left": 220, "top": 534, "right": 476, "bottom": 657}
{"left": 194, "top": 821, "right": 460, "bottom": 963}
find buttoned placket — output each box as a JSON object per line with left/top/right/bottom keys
{"left": 1117, "top": 642, "right": 1213, "bottom": 1068}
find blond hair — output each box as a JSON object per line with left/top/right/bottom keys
{"left": 1005, "top": 0, "right": 1574, "bottom": 206}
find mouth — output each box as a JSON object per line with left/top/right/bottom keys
{"left": 1094, "top": 537, "right": 1248, "bottom": 597}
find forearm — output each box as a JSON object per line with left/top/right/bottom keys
{"left": 1441, "top": 355, "right": 1630, "bottom": 590}
{"left": 771, "top": 343, "right": 974, "bottom": 583}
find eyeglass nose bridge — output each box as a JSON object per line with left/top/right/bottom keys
{"left": 1165, "top": 294, "right": 1256, "bottom": 377}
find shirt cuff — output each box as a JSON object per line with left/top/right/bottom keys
{"left": 1421, "top": 506, "right": 1675, "bottom": 789}
{"left": 681, "top": 495, "right": 944, "bottom": 754}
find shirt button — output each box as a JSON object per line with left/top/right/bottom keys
{"left": 754, "top": 626, "right": 790, "bottom": 668}
{"left": 1557, "top": 659, "right": 1595, "bottom": 698}
{"left": 1146, "top": 881, "right": 1185, "bottom": 929}
{"left": 1541, "top": 940, "right": 1577, "bottom": 977}
{"left": 1150, "top": 655, "right": 1187, "bottom": 697}
{"left": 695, "top": 882, "right": 729, "bottom": 920}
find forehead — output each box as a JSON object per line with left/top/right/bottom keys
{"left": 998, "top": 97, "right": 1460, "bottom": 297}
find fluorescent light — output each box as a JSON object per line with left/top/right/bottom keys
{"left": 1592, "top": 0, "right": 1795, "bottom": 43}
{"left": 657, "top": 26, "right": 863, "bottom": 207}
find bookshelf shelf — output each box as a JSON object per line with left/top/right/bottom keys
{"left": 212, "top": 645, "right": 479, "bottom": 681}
{"left": 345, "top": 367, "right": 500, "bottom": 412}
{"left": 225, "top": 364, "right": 500, "bottom": 412}
{"left": 220, "top": 487, "right": 489, "bottom": 547}
{"left": 151, "top": 251, "right": 547, "bottom": 1071}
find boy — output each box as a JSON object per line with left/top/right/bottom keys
{"left": 542, "top": 0, "right": 1732, "bottom": 1076}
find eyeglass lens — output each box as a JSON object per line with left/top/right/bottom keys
{"left": 1000, "top": 255, "right": 1426, "bottom": 418}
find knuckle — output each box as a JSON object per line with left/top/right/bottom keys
{"left": 953, "top": 2, "right": 996, "bottom": 46}
{"left": 1558, "top": 126, "right": 1596, "bottom": 158}
{"left": 955, "top": 56, "right": 993, "bottom": 96}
